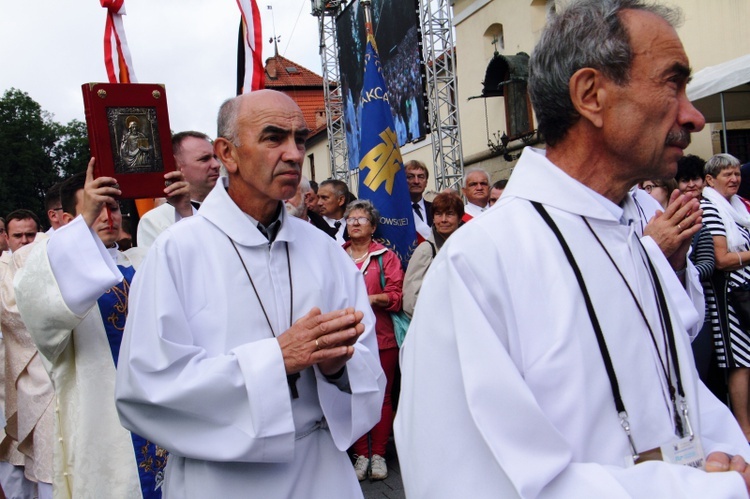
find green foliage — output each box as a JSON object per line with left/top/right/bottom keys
{"left": 0, "top": 88, "right": 89, "bottom": 224}
{"left": 51, "top": 119, "right": 90, "bottom": 178}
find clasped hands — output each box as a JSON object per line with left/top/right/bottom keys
{"left": 278, "top": 307, "right": 364, "bottom": 377}
{"left": 643, "top": 190, "right": 702, "bottom": 272}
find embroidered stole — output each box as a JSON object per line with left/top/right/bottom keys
{"left": 97, "top": 264, "right": 166, "bottom": 498}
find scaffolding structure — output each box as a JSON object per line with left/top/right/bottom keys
{"left": 311, "top": 1, "right": 352, "bottom": 186}
{"left": 312, "top": 0, "right": 462, "bottom": 190}
{"left": 420, "top": 0, "right": 463, "bottom": 190}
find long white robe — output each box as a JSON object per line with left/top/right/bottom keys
{"left": 115, "top": 178, "right": 385, "bottom": 498}
{"left": 14, "top": 217, "right": 147, "bottom": 499}
{"left": 0, "top": 238, "right": 54, "bottom": 484}
{"left": 136, "top": 202, "right": 175, "bottom": 249}
{"left": 136, "top": 202, "right": 198, "bottom": 249}
{"left": 395, "top": 147, "right": 750, "bottom": 498}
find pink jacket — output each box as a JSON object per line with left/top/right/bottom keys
{"left": 344, "top": 240, "right": 404, "bottom": 350}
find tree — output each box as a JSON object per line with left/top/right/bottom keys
{"left": 0, "top": 88, "right": 89, "bottom": 223}
{"left": 51, "top": 119, "right": 90, "bottom": 178}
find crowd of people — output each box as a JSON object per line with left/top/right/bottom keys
{"left": 0, "top": 98, "right": 491, "bottom": 497}
{"left": 1, "top": 0, "right": 750, "bottom": 497}
{"left": 641, "top": 152, "right": 750, "bottom": 444}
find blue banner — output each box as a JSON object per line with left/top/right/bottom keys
{"left": 357, "top": 34, "right": 417, "bottom": 267}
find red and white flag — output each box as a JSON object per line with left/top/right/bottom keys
{"left": 100, "top": 0, "right": 137, "bottom": 83}
{"left": 236, "top": 0, "right": 264, "bottom": 93}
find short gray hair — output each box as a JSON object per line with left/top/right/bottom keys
{"left": 529, "top": 0, "right": 682, "bottom": 146}
{"left": 217, "top": 97, "right": 242, "bottom": 146}
{"left": 705, "top": 153, "right": 741, "bottom": 178}
{"left": 299, "top": 175, "right": 311, "bottom": 194}
{"left": 463, "top": 167, "right": 490, "bottom": 187}
{"left": 344, "top": 199, "right": 379, "bottom": 229}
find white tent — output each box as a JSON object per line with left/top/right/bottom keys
{"left": 688, "top": 54, "right": 750, "bottom": 122}
{"left": 687, "top": 54, "right": 750, "bottom": 151}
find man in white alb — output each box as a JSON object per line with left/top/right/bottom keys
{"left": 395, "top": 1, "right": 750, "bottom": 497}
{"left": 115, "top": 89, "right": 385, "bottom": 498}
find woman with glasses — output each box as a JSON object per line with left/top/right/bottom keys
{"left": 403, "top": 192, "right": 464, "bottom": 318}
{"left": 640, "top": 178, "right": 678, "bottom": 210}
{"left": 341, "top": 200, "right": 404, "bottom": 482}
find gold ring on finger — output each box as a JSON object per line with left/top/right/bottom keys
{"left": 677, "top": 223, "right": 682, "bottom": 231}
{"left": 315, "top": 339, "right": 320, "bottom": 350}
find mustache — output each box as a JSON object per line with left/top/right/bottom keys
{"left": 666, "top": 128, "right": 691, "bottom": 148}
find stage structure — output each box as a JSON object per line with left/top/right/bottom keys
{"left": 311, "top": 0, "right": 351, "bottom": 186}
{"left": 313, "top": 0, "right": 462, "bottom": 190}
{"left": 420, "top": 0, "right": 463, "bottom": 190}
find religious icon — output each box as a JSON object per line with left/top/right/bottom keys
{"left": 119, "top": 115, "right": 153, "bottom": 170}
{"left": 82, "top": 83, "right": 176, "bottom": 199}
{"left": 107, "top": 107, "right": 162, "bottom": 174}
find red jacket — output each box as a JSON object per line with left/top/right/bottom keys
{"left": 343, "top": 240, "right": 404, "bottom": 350}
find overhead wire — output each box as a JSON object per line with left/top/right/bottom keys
{"left": 282, "top": 0, "right": 307, "bottom": 58}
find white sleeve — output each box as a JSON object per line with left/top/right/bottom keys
{"left": 45, "top": 215, "right": 123, "bottom": 315}
{"left": 313, "top": 243, "right": 386, "bottom": 450}
{"left": 641, "top": 235, "right": 704, "bottom": 340}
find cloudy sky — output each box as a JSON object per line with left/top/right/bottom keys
{"left": 1, "top": 0, "right": 323, "bottom": 137}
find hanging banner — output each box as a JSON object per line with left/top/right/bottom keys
{"left": 236, "top": 0, "right": 265, "bottom": 93}
{"left": 357, "top": 33, "right": 417, "bottom": 267}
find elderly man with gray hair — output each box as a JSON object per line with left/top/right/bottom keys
{"left": 285, "top": 175, "right": 338, "bottom": 238}
{"left": 396, "top": 0, "right": 750, "bottom": 497}
{"left": 461, "top": 166, "right": 490, "bottom": 222}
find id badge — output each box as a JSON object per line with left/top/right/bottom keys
{"left": 660, "top": 436, "right": 705, "bottom": 469}
{"left": 630, "top": 437, "right": 705, "bottom": 469}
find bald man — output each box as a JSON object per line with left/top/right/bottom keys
{"left": 115, "top": 90, "right": 385, "bottom": 498}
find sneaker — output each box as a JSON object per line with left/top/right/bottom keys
{"left": 353, "top": 455, "right": 369, "bottom": 481}
{"left": 370, "top": 454, "right": 388, "bottom": 480}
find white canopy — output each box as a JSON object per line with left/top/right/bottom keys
{"left": 687, "top": 54, "right": 750, "bottom": 123}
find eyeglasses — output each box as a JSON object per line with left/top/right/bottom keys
{"left": 406, "top": 174, "right": 427, "bottom": 181}
{"left": 51, "top": 207, "right": 63, "bottom": 211}
{"left": 345, "top": 217, "right": 371, "bottom": 226}
{"left": 641, "top": 183, "right": 663, "bottom": 193}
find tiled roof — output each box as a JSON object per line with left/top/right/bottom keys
{"left": 265, "top": 54, "right": 325, "bottom": 88}
{"left": 265, "top": 55, "right": 328, "bottom": 135}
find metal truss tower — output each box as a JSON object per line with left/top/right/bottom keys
{"left": 311, "top": 1, "right": 351, "bottom": 185}
{"left": 313, "top": 0, "right": 462, "bottom": 190}
{"left": 420, "top": 0, "right": 463, "bottom": 190}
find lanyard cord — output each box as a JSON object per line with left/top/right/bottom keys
{"left": 582, "top": 218, "right": 686, "bottom": 437}
{"left": 637, "top": 238, "right": 687, "bottom": 401}
{"left": 531, "top": 202, "right": 640, "bottom": 458}
{"left": 229, "top": 238, "right": 293, "bottom": 336}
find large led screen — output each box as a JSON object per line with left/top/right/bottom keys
{"left": 336, "top": 0, "right": 429, "bottom": 171}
